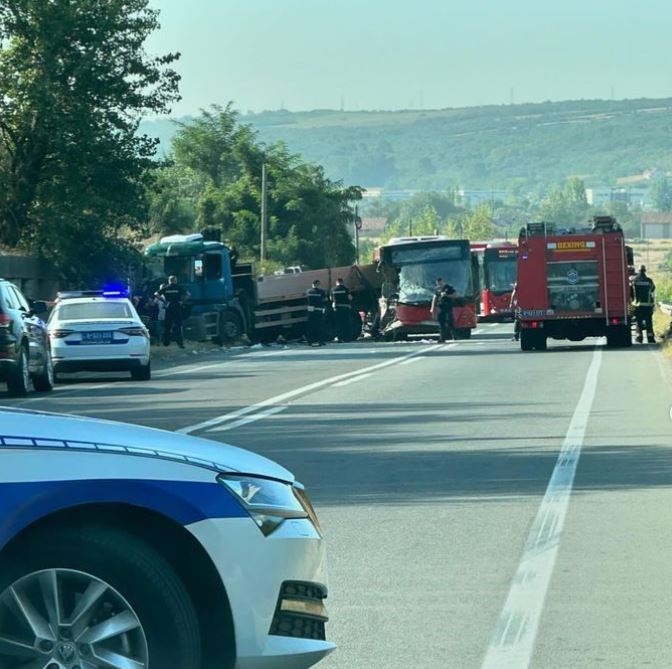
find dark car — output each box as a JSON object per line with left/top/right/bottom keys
{"left": 0, "top": 279, "right": 53, "bottom": 396}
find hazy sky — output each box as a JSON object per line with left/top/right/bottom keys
{"left": 148, "top": 0, "right": 672, "bottom": 116}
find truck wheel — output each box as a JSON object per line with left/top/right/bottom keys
{"left": 0, "top": 525, "right": 201, "bottom": 669}
{"left": 7, "top": 345, "right": 30, "bottom": 397}
{"left": 219, "top": 310, "right": 244, "bottom": 342}
{"left": 347, "top": 311, "right": 363, "bottom": 341}
{"left": 535, "top": 335, "right": 547, "bottom": 351}
{"left": 520, "top": 330, "right": 534, "bottom": 352}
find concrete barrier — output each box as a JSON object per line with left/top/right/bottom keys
{"left": 0, "top": 254, "right": 59, "bottom": 300}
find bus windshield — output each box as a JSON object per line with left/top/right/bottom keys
{"left": 398, "top": 259, "right": 472, "bottom": 304}
{"left": 486, "top": 258, "right": 517, "bottom": 294}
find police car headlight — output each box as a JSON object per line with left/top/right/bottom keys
{"left": 218, "top": 474, "right": 315, "bottom": 536}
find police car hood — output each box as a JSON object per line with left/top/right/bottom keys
{"left": 0, "top": 408, "right": 294, "bottom": 483}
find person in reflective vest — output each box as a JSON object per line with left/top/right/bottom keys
{"left": 631, "top": 265, "right": 656, "bottom": 344}
{"left": 331, "top": 278, "right": 352, "bottom": 342}
{"left": 305, "top": 279, "right": 327, "bottom": 346}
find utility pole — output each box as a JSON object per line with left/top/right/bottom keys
{"left": 260, "top": 162, "right": 268, "bottom": 263}
{"left": 353, "top": 204, "right": 360, "bottom": 264}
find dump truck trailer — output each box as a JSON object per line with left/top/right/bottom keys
{"left": 144, "top": 233, "right": 381, "bottom": 343}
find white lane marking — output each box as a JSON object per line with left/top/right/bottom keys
{"left": 399, "top": 356, "right": 423, "bottom": 366}
{"left": 481, "top": 346, "right": 603, "bottom": 669}
{"left": 332, "top": 372, "right": 373, "bottom": 387}
{"left": 473, "top": 329, "right": 484, "bottom": 335}
{"left": 398, "top": 342, "right": 459, "bottom": 365}
{"left": 487, "top": 323, "right": 499, "bottom": 327}
{"left": 178, "top": 344, "right": 443, "bottom": 434}
{"left": 208, "top": 405, "right": 288, "bottom": 432}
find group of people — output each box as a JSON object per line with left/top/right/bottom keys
{"left": 305, "top": 278, "right": 353, "bottom": 346}
{"left": 134, "top": 276, "right": 190, "bottom": 348}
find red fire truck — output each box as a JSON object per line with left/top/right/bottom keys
{"left": 471, "top": 241, "right": 518, "bottom": 320}
{"left": 516, "top": 216, "right": 633, "bottom": 351}
{"left": 376, "top": 236, "right": 478, "bottom": 340}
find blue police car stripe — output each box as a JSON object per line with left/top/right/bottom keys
{"left": 0, "top": 479, "right": 248, "bottom": 550}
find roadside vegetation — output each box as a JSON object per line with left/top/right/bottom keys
{"left": 143, "top": 99, "right": 672, "bottom": 192}
{"left": 0, "top": 1, "right": 359, "bottom": 285}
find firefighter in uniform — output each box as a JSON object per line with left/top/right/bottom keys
{"left": 631, "top": 265, "right": 656, "bottom": 343}
{"left": 431, "top": 277, "right": 457, "bottom": 342}
{"left": 331, "top": 278, "right": 352, "bottom": 342}
{"left": 510, "top": 282, "right": 520, "bottom": 341}
{"left": 156, "top": 275, "right": 189, "bottom": 348}
{"left": 306, "top": 279, "right": 327, "bottom": 346}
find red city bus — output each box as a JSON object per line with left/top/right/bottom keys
{"left": 376, "top": 236, "right": 478, "bottom": 340}
{"left": 482, "top": 242, "right": 518, "bottom": 320}
{"left": 471, "top": 241, "right": 518, "bottom": 320}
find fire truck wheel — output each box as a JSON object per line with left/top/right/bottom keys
{"left": 520, "top": 330, "right": 535, "bottom": 352}
{"left": 535, "top": 335, "right": 547, "bottom": 351}
{"left": 455, "top": 328, "right": 471, "bottom": 340}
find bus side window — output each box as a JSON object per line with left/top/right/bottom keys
{"left": 205, "top": 253, "right": 223, "bottom": 280}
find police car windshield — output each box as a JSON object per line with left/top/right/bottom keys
{"left": 56, "top": 301, "right": 133, "bottom": 321}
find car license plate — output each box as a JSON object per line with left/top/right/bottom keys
{"left": 81, "top": 331, "right": 113, "bottom": 345}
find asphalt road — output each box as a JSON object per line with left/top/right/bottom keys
{"left": 2, "top": 323, "right": 672, "bottom": 669}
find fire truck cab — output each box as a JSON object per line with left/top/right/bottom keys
{"left": 516, "top": 216, "right": 633, "bottom": 351}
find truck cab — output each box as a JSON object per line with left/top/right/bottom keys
{"left": 145, "top": 233, "right": 253, "bottom": 342}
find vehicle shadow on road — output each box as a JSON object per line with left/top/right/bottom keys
{"left": 218, "top": 400, "right": 672, "bottom": 508}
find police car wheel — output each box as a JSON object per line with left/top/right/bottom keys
{"left": 0, "top": 525, "right": 202, "bottom": 669}
{"left": 131, "top": 361, "right": 151, "bottom": 381}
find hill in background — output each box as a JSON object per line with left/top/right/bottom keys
{"left": 140, "top": 97, "right": 672, "bottom": 191}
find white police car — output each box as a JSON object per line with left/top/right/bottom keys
{"left": 0, "top": 408, "right": 333, "bottom": 669}
{"left": 48, "top": 291, "right": 151, "bottom": 381}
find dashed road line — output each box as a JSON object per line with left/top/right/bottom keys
{"left": 332, "top": 372, "right": 373, "bottom": 387}
{"left": 208, "top": 405, "right": 288, "bottom": 433}
{"left": 178, "top": 343, "right": 443, "bottom": 434}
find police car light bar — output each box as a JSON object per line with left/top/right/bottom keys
{"left": 57, "top": 289, "right": 129, "bottom": 300}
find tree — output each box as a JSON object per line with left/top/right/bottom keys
{"left": 462, "top": 204, "right": 495, "bottom": 240}
{"left": 0, "top": 0, "right": 180, "bottom": 283}
{"left": 162, "top": 106, "right": 358, "bottom": 268}
{"left": 650, "top": 177, "right": 672, "bottom": 212}
{"left": 537, "top": 178, "right": 589, "bottom": 227}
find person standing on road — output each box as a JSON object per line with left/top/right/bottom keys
{"left": 431, "top": 277, "right": 456, "bottom": 342}
{"left": 631, "top": 265, "right": 656, "bottom": 344}
{"left": 510, "top": 282, "right": 520, "bottom": 342}
{"left": 331, "top": 277, "right": 352, "bottom": 342}
{"left": 156, "top": 275, "right": 189, "bottom": 348}
{"left": 306, "top": 279, "right": 327, "bottom": 346}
